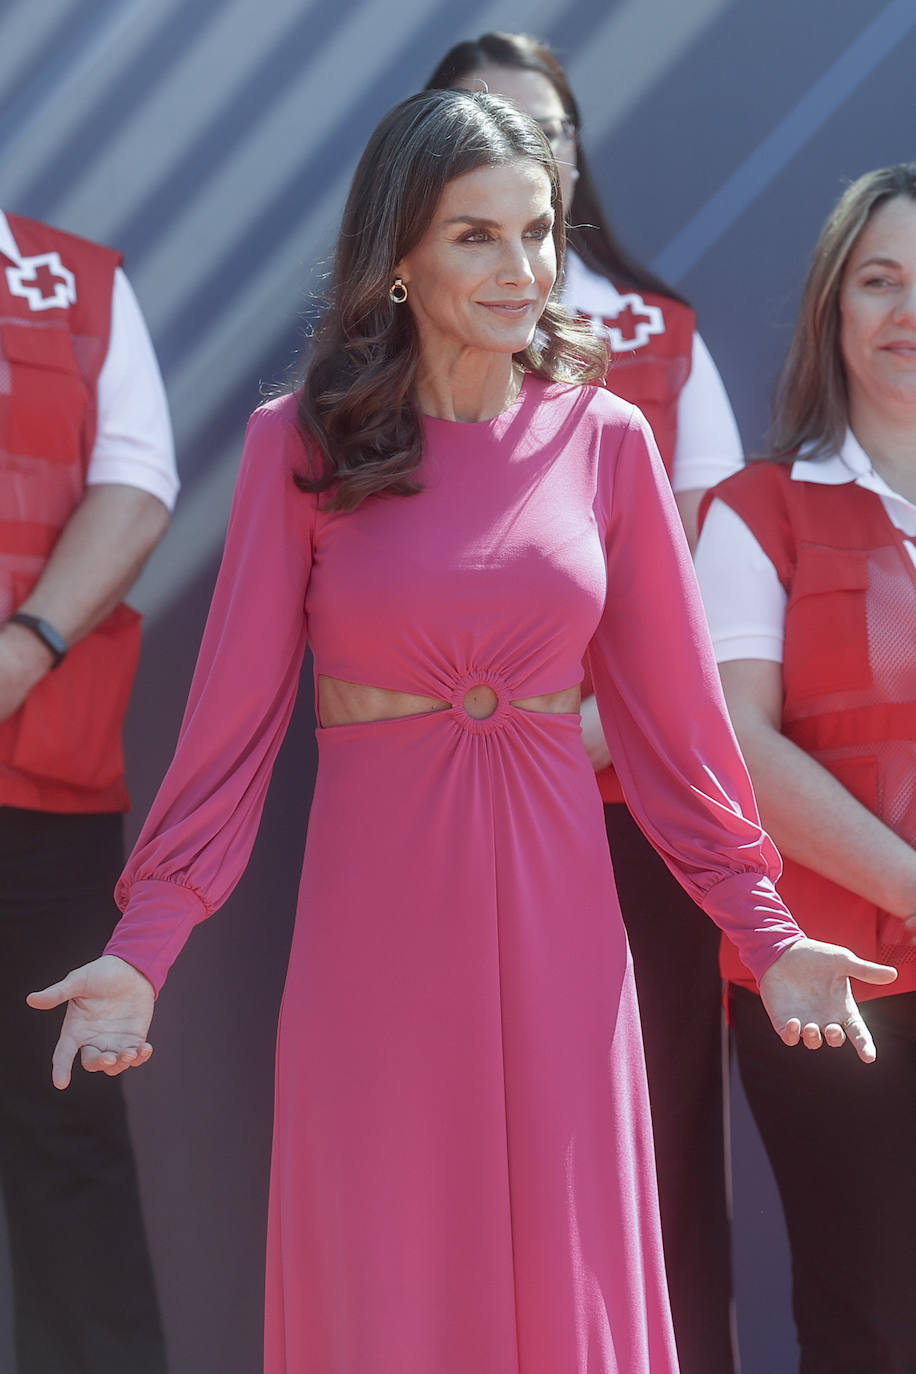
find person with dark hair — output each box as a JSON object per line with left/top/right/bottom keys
{"left": 426, "top": 33, "right": 742, "bottom": 546}
{"left": 695, "top": 163, "right": 916, "bottom": 1372}
{"left": 428, "top": 34, "right": 745, "bottom": 1374}
{"left": 0, "top": 208, "right": 173, "bottom": 1372}
{"left": 30, "top": 92, "right": 893, "bottom": 1374}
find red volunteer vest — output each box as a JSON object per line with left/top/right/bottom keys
{"left": 702, "top": 460, "right": 916, "bottom": 1000}
{"left": 586, "top": 287, "right": 695, "bottom": 473}
{"left": 0, "top": 213, "right": 141, "bottom": 813}
{"left": 580, "top": 283, "right": 696, "bottom": 801}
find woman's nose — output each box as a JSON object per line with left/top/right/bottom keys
{"left": 496, "top": 239, "right": 536, "bottom": 285}
{"left": 893, "top": 281, "right": 916, "bottom": 324}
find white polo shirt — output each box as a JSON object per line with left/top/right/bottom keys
{"left": 695, "top": 430, "right": 916, "bottom": 663}
{"left": 561, "top": 249, "right": 743, "bottom": 494}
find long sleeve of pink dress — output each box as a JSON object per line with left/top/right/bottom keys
{"left": 107, "top": 406, "right": 315, "bottom": 990}
{"left": 106, "top": 379, "right": 801, "bottom": 1374}
{"left": 585, "top": 405, "right": 800, "bottom": 976}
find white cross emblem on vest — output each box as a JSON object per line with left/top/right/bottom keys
{"left": 6, "top": 252, "right": 77, "bottom": 311}
{"left": 590, "top": 292, "right": 664, "bottom": 354}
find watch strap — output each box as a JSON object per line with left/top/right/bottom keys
{"left": 7, "top": 613, "right": 69, "bottom": 668}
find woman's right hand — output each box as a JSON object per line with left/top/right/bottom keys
{"left": 27, "top": 955, "right": 155, "bottom": 1090}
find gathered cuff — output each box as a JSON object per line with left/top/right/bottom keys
{"left": 700, "top": 868, "right": 804, "bottom": 985}
{"left": 104, "top": 877, "right": 208, "bottom": 995}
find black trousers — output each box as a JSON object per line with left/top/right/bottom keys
{"left": 0, "top": 806, "right": 168, "bottom": 1374}
{"left": 732, "top": 982, "right": 916, "bottom": 1374}
{"left": 604, "top": 803, "right": 736, "bottom": 1374}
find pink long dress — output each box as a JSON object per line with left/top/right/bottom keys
{"left": 106, "top": 376, "right": 800, "bottom": 1374}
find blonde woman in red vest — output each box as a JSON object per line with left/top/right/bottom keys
{"left": 428, "top": 35, "right": 744, "bottom": 1374}
{"left": 695, "top": 162, "right": 916, "bottom": 1373}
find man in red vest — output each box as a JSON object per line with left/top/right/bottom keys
{"left": 0, "top": 209, "right": 175, "bottom": 1372}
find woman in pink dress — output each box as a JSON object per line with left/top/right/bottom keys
{"left": 29, "top": 91, "right": 895, "bottom": 1374}
{"left": 427, "top": 38, "right": 748, "bottom": 1373}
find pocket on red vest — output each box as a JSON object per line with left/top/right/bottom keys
{"left": 1, "top": 322, "right": 88, "bottom": 464}
{"left": 784, "top": 546, "right": 871, "bottom": 698}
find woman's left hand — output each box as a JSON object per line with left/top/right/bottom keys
{"left": 758, "top": 938, "right": 898, "bottom": 1063}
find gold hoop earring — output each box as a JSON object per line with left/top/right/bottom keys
{"left": 389, "top": 277, "right": 408, "bottom": 304}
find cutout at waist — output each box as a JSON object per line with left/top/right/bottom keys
{"left": 317, "top": 675, "right": 580, "bottom": 727}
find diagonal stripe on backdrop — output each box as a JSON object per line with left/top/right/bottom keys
{"left": 110, "top": 0, "right": 365, "bottom": 270}
{"left": 12, "top": 0, "right": 225, "bottom": 221}
{"left": 651, "top": 0, "right": 916, "bottom": 283}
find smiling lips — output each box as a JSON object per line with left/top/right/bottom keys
{"left": 478, "top": 299, "right": 538, "bottom": 315}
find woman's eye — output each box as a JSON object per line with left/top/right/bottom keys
{"left": 460, "top": 230, "right": 491, "bottom": 243}
{"left": 863, "top": 275, "right": 895, "bottom": 289}
{"left": 526, "top": 224, "right": 551, "bottom": 241}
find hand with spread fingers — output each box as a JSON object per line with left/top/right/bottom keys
{"left": 27, "top": 954, "right": 155, "bottom": 1090}
{"left": 758, "top": 938, "right": 897, "bottom": 1063}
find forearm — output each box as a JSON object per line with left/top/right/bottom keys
{"left": 14, "top": 483, "right": 169, "bottom": 643}
{"left": 0, "top": 484, "right": 169, "bottom": 720}
{"left": 579, "top": 693, "right": 612, "bottom": 771}
{"left": 734, "top": 719, "right": 916, "bottom": 918}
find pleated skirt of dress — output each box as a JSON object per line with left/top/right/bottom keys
{"left": 263, "top": 707, "right": 679, "bottom": 1374}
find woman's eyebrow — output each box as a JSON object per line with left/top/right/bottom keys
{"left": 443, "top": 212, "right": 554, "bottom": 228}
{"left": 443, "top": 214, "right": 501, "bottom": 227}
{"left": 855, "top": 254, "right": 902, "bottom": 270}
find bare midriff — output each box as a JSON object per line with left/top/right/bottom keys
{"left": 317, "top": 674, "right": 580, "bottom": 726}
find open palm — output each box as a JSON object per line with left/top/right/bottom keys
{"left": 759, "top": 937, "right": 897, "bottom": 1063}
{"left": 27, "top": 955, "right": 155, "bottom": 1089}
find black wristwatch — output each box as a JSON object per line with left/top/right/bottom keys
{"left": 7, "top": 613, "right": 69, "bottom": 668}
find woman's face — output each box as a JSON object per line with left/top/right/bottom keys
{"left": 395, "top": 158, "right": 556, "bottom": 366}
{"left": 452, "top": 65, "right": 577, "bottom": 207}
{"left": 840, "top": 195, "right": 916, "bottom": 421}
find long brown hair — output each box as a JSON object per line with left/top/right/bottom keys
{"left": 298, "top": 89, "right": 606, "bottom": 511}
{"left": 771, "top": 162, "right": 916, "bottom": 461}
{"left": 426, "top": 32, "right": 688, "bottom": 306}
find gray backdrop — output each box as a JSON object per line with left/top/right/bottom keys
{"left": 1, "top": 1, "right": 913, "bottom": 1370}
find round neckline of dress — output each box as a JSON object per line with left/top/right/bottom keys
{"left": 420, "top": 372, "right": 529, "bottom": 431}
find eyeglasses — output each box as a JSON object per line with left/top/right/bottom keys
{"left": 534, "top": 115, "right": 577, "bottom": 150}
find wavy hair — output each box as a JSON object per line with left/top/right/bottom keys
{"left": 298, "top": 88, "right": 606, "bottom": 510}
{"left": 426, "top": 32, "right": 688, "bottom": 306}
{"left": 770, "top": 161, "right": 916, "bottom": 461}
